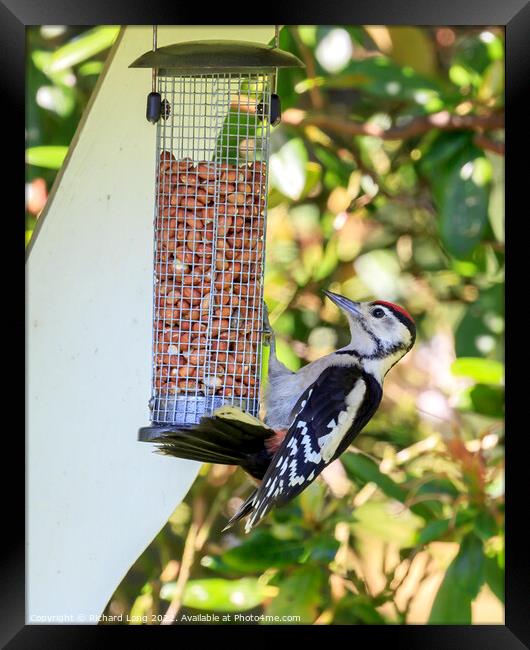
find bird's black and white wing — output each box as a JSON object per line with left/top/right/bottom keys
{"left": 243, "top": 363, "right": 382, "bottom": 532}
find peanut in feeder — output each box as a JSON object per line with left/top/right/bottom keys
{"left": 130, "top": 37, "right": 303, "bottom": 439}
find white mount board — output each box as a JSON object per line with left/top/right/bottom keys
{"left": 27, "top": 25, "right": 274, "bottom": 624}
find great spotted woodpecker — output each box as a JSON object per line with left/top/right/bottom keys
{"left": 154, "top": 291, "right": 416, "bottom": 532}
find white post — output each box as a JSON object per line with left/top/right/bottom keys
{"left": 27, "top": 25, "right": 274, "bottom": 624}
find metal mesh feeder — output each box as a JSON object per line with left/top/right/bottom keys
{"left": 131, "top": 39, "right": 303, "bottom": 440}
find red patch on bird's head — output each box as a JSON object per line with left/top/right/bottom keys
{"left": 374, "top": 301, "right": 414, "bottom": 324}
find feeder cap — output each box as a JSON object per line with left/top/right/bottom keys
{"left": 129, "top": 39, "right": 305, "bottom": 74}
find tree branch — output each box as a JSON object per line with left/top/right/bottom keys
{"left": 283, "top": 108, "right": 504, "bottom": 146}
{"left": 473, "top": 133, "right": 505, "bottom": 155}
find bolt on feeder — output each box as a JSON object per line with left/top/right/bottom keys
{"left": 130, "top": 37, "right": 303, "bottom": 441}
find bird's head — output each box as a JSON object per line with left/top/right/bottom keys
{"left": 324, "top": 290, "right": 416, "bottom": 378}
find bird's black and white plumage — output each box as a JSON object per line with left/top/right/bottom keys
{"left": 233, "top": 362, "right": 382, "bottom": 532}
{"left": 153, "top": 291, "right": 416, "bottom": 533}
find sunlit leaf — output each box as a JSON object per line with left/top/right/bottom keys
{"left": 78, "top": 60, "right": 105, "bottom": 76}
{"left": 49, "top": 26, "right": 119, "bottom": 72}
{"left": 351, "top": 500, "right": 423, "bottom": 548}
{"left": 129, "top": 592, "right": 152, "bottom": 623}
{"left": 451, "top": 357, "right": 504, "bottom": 384}
{"left": 161, "top": 578, "right": 267, "bottom": 612}
{"left": 313, "top": 235, "right": 339, "bottom": 281}
{"left": 26, "top": 146, "right": 68, "bottom": 169}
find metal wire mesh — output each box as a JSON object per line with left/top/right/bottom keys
{"left": 150, "top": 73, "right": 272, "bottom": 426}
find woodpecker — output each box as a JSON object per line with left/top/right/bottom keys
{"left": 154, "top": 291, "right": 416, "bottom": 533}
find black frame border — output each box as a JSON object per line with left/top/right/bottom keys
{"left": 15, "top": 1, "right": 527, "bottom": 647}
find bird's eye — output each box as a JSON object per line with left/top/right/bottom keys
{"left": 372, "top": 307, "right": 385, "bottom": 318}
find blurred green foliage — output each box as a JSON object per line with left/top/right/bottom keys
{"left": 26, "top": 25, "right": 504, "bottom": 625}
{"left": 25, "top": 26, "right": 119, "bottom": 244}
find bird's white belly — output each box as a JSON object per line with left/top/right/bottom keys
{"left": 264, "top": 357, "right": 339, "bottom": 430}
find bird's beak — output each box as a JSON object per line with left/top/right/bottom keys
{"left": 323, "top": 290, "right": 362, "bottom": 317}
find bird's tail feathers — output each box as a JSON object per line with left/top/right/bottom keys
{"left": 152, "top": 405, "right": 275, "bottom": 479}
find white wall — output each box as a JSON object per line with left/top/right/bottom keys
{"left": 26, "top": 25, "right": 274, "bottom": 624}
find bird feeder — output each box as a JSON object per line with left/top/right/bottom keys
{"left": 131, "top": 39, "right": 303, "bottom": 440}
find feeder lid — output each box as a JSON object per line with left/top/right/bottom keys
{"left": 129, "top": 39, "right": 304, "bottom": 74}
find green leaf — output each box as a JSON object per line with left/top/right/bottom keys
{"left": 31, "top": 49, "right": 77, "bottom": 86}
{"left": 478, "top": 60, "right": 504, "bottom": 103}
{"left": 49, "top": 26, "right": 119, "bottom": 72}
{"left": 265, "top": 566, "right": 322, "bottom": 622}
{"left": 312, "top": 56, "right": 443, "bottom": 109}
{"left": 451, "top": 357, "right": 504, "bottom": 384}
{"left": 419, "top": 132, "right": 471, "bottom": 177}
{"left": 418, "top": 519, "right": 454, "bottom": 545}
{"left": 474, "top": 510, "right": 498, "bottom": 541}
{"left": 26, "top": 146, "right": 68, "bottom": 169}
{"left": 457, "top": 384, "right": 504, "bottom": 418}
{"left": 220, "top": 531, "right": 307, "bottom": 572}
{"left": 161, "top": 578, "right": 267, "bottom": 612}
{"left": 77, "top": 60, "right": 105, "bottom": 76}
{"left": 488, "top": 151, "right": 504, "bottom": 243}
{"left": 305, "top": 536, "right": 340, "bottom": 563}
{"left": 215, "top": 103, "right": 264, "bottom": 162}
{"left": 436, "top": 146, "right": 492, "bottom": 258}
{"left": 450, "top": 533, "right": 486, "bottom": 599}
{"left": 429, "top": 533, "right": 485, "bottom": 623}
{"left": 342, "top": 453, "right": 405, "bottom": 500}
{"left": 342, "top": 453, "right": 440, "bottom": 520}
{"left": 313, "top": 145, "right": 354, "bottom": 190}
{"left": 484, "top": 555, "right": 504, "bottom": 603}
{"left": 351, "top": 500, "right": 423, "bottom": 548}
{"left": 428, "top": 572, "right": 472, "bottom": 623}
{"left": 455, "top": 285, "right": 503, "bottom": 358}
{"left": 313, "top": 235, "right": 339, "bottom": 281}
{"left": 300, "top": 161, "right": 322, "bottom": 199}
{"left": 334, "top": 595, "right": 387, "bottom": 624}
{"left": 417, "top": 510, "right": 475, "bottom": 545}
